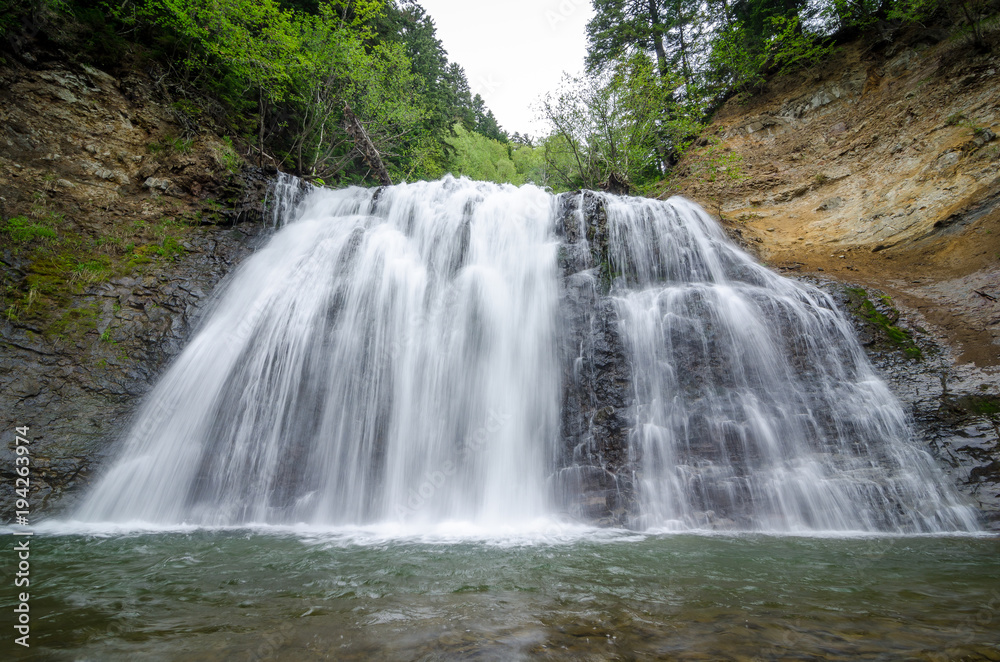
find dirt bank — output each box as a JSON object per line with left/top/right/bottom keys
{"left": 674, "top": 29, "right": 1000, "bottom": 368}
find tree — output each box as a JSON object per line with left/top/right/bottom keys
{"left": 727, "top": 0, "right": 808, "bottom": 47}
{"left": 148, "top": 0, "right": 304, "bottom": 159}
{"left": 144, "top": 0, "right": 436, "bottom": 181}
{"left": 540, "top": 53, "right": 696, "bottom": 192}
{"left": 659, "top": 0, "right": 704, "bottom": 90}
{"left": 471, "top": 94, "right": 507, "bottom": 142}
{"left": 822, "top": 0, "right": 891, "bottom": 31}
{"left": 374, "top": 1, "right": 506, "bottom": 141}
{"left": 587, "top": 0, "right": 672, "bottom": 79}
{"left": 443, "top": 123, "right": 544, "bottom": 186}
{"left": 587, "top": 0, "right": 705, "bottom": 90}
{"left": 374, "top": 1, "right": 450, "bottom": 128}
{"left": 705, "top": 15, "right": 769, "bottom": 98}
{"left": 948, "top": 0, "right": 994, "bottom": 51}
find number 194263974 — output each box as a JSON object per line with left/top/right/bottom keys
{"left": 13, "top": 426, "right": 31, "bottom": 525}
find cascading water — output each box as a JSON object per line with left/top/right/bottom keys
{"left": 602, "top": 196, "right": 979, "bottom": 532}
{"left": 78, "top": 177, "right": 980, "bottom": 532}
{"left": 80, "top": 178, "right": 560, "bottom": 526}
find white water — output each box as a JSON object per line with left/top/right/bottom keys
{"left": 81, "top": 178, "right": 560, "bottom": 526}
{"left": 605, "top": 196, "right": 978, "bottom": 532}
{"left": 78, "top": 177, "right": 980, "bottom": 533}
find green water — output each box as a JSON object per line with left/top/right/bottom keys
{"left": 2, "top": 528, "right": 999, "bottom": 660}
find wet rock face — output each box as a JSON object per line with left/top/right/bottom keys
{"left": 552, "top": 215, "right": 999, "bottom": 529}
{"left": 814, "top": 279, "right": 1000, "bottom": 530}
{"left": 0, "top": 53, "right": 291, "bottom": 521}
{"left": 553, "top": 192, "right": 637, "bottom": 526}
{"left": 874, "top": 355, "right": 1000, "bottom": 531}
{"left": 224, "top": 167, "right": 312, "bottom": 226}
{"left": 0, "top": 219, "right": 268, "bottom": 520}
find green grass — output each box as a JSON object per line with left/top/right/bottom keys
{"left": 3, "top": 204, "right": 194, "bottom": 341}
{"left": 169, "top": 137, "right": 194, "bottom": 153}
{"left": 73, "top": 256, "right": 112, "bottom": 284}
{"left": 148, "top": 136, "right": 194, "bottom": 154}
{"left": 3, "top": 215, "right": 58, "bottom": 243}
{"left": 220, "top": 136, "right": 242, "bottom": 174}
{"left": 946, "top": 112, "right": 988, "bottom": 137}
{"left": 140, "top": 236, "right": 186, "bottom": 259}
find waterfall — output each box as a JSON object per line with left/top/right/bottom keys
{"left": 80, "top": 178, "right": 560, "bottom": 526}
{"left": 603, "top": 196, "right": 978, "bottom": 532}
{"left": 77, "top": 177, "right": 979, "bottom": 532}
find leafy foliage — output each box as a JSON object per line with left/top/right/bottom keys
{"left": 574, "top": 0, "right": 998, "bottom": 191}
{"left": 139, "top": 0, "right": 434, "bottom": 180}
{"left": 767, "top": 14, "right": 836, "bottom": 76}
{"left": 7, "top": 0, "right": 995, "bottom": 193}
{"left": 444, "top": 124, "right": 518, "bottom": 184}
{"left": 444, "top": 124, "right": 548, "bottom": 187}
{"left": 540, "top": 53, "right": 702, "bottom": 192}
{"left": 587, "top": 0, "right": 997, "bottom": 117}
{"left": 1, "top": 0, "right": 511, "bottom": 185}
{"left": 706, "top": 18, "right": 768, "bottom": 99}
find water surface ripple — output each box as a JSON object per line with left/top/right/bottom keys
{"left": 5, "top": 528, "right": 997, "bottom": 660}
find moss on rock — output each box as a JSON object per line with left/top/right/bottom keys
{"left": 845, "top": 286, "right": 923, "bottom": 359}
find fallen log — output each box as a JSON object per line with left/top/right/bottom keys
{"left": 343, "top": 101, "right": 392, "bottom": 186}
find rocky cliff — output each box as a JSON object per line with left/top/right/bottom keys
{"left": 0, "top": 54, "right": 285, "bottom": 519}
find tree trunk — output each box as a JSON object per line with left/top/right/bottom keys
{"left": 678, "top": 23, "right": 693, "bottom": 88}
{"left": 258, "top": 91, "right": 266, "bottom": 168}
{"left": 647, "top": 0, "right": 670, "bottom": 79}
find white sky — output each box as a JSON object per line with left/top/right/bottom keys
{"left": 416, "top": 0, "right": 595, "bottom": 138}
